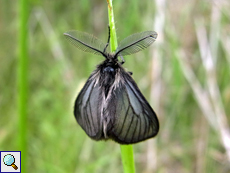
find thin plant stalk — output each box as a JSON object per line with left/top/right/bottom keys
{"left": 195, "top": 20, "right": 230, "bottom": 162}
{"left": 147, "top": 0, "right": 166, "bottom": 171}
{"left": 107, "top": 0, "right": 135, "bottom": 172}
{"left": 18, "top": 0, "right": 29, "bottom": 172}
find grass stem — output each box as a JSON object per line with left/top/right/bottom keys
{"left": 18, "top": 0, "right": 29, "bottom": 172}
{"left": 107, "top": 0, "right": 135, "bottom": 172}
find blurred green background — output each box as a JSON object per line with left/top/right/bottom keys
{"left": 0, "top": 0, "right": 230, "bottom": 172}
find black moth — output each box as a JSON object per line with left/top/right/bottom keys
{"left": 64, "top": 27, "right": 159, "bottom": 144}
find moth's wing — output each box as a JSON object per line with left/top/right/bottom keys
{"left": 64, "top": 30, "right": 107, "bottom": 56}
{"left": 115, "top": 31, "right": 157, "bottom": 57}
{"left": 74, "top": 73, "right": 104, "bottom": 140}
{"left": 108, "top": 71, "right": 159, "bottom": 144}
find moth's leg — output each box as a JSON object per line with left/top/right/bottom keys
{"left": 128, "top": 71, "right": 133, "bottom": 75}
{"left": 120, "top": 55, "right": 125, "bottom": 64}
{"left": 103, "top": 25, "right": 110, "bottom": 53}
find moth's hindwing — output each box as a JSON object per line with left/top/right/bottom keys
{"left": 107, "top": 70, "right": 159, "bottom": 144}
{"left": 74, "top": 72, "right": 104, "bottom": 140}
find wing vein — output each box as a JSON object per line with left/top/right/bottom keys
{"left": 117, "top": 105, "right": 130, "bottom": 136}
{"left": 124, "top": 108, "right": 134, "bottom": 141}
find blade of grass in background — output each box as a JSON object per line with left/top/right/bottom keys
{"left": 18, "top": 0, "right": 29, "bottom": 172}
{"left": 147, "top": 0, "right": 166, "bottom": 172}
{"left": 107, "top": 0, "right": 135, "bottom": 172}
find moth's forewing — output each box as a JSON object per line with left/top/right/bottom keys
{"left": 106, "top": 67, "right": 159, "bottom": 144}
{"left": 74, "top": 70, "right": 104, "bottom": 140}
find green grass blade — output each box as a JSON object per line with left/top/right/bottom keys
{"left": 107, "top": 0, "right": 135, "bottom": 172}
{"left": 120, "top": 145, "right": 135, "bottom": 173}
{"left": 18, "top": 0, "right": 29, "bottom": 172}
{"left": 107, "top": 0, "right": 117, "bottom": 51}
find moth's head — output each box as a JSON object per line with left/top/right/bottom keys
{"left": 106, "top": 53, "right": 115, "bottom": 60}
{"left": 104, "top": 56, "right": 117, "bottom": 65}
{"left": 106, "top": 53, "right": 125, "bottom": 66}
{"left": 101, "top": 56, "right": 119, "bottom": 74}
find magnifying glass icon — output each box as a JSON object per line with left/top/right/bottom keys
{"left": 3, "top": 154, "right": 18, "bottom": 170}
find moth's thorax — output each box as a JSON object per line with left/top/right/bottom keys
{"left": 96, "top": 58, "right": 121, "bottom": 98}
{"left": 101, "top": 56, "right": 119, "bottom": 74}
{"left": 101, "top": 62, "right": 117, "bottom": 84}
{"left": 103, "top": 66, "right": 115, "bottom": 74}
